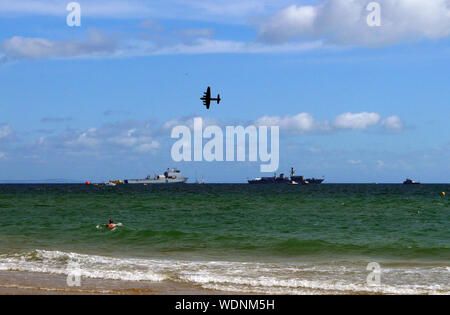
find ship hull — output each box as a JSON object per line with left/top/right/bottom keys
{"left": 248, "top": 180, "right": 290, "bottom": 184}
{"left": 124, "top": 168, "right": 188, "bottom": 184}
{"left": 403, "top": 178, "right": 420, "bottom": 185}
{"left": 125, "top": 178, "right": 187, "bottom": 184}
{"left": 248, "top": 172, "right": 324, "bottom": 185}
{"left": 306, "top": 179, "right": 324, "bottom": 184}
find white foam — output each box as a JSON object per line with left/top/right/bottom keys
{"left": 0, "top": 250, "right": 448, "bottom": 294}
{"left": 0, "top": 250, "right": 166, "bottom": 282}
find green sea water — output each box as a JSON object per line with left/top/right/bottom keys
{"left": 0, "top": 184, "right": 449, "bottom": 294}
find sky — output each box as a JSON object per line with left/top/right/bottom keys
{"left": 0, "top": 0, "right": 449, "bottom": 183}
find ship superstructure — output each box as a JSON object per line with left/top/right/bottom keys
{"left": 248, "top": 167, "right": 324, "bottom": 185}
{"left": 124, "top": 168, "right": 188, "bottom": 184}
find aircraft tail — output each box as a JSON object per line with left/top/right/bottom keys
{"left": 217, "top": 94, "right": 221, "bottom": 104}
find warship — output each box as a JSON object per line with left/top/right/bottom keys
{"left": 124, "top": 168, "right": 188, "bottom": 184}
{"left": 248, "top": 168, "right": 324, "bottom": 185}
{"left": 403, "top": 178, "right": 420, "bottom": 185}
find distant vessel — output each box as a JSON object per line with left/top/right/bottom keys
{"left": 306, "top": 178, "right": 325, "bottom": 184}
{"left": 248, "top": 168, "right": 324, "bottom": 185}
{"left": 248, "top": 173, "right": 291, "bottom": 184}
{"left": 124, "top": 168, "right": 188, "bottom": 184}
{"left": 106, "top": 179, "right": 123, "bottom": 186}
{"left": 403, "top": 178, "right": 420, "bottom": 185}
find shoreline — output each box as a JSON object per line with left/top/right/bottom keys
{"left": 1, "top": 266, "right": 447, "bottom": 295}
{"left": 0, "top": 270, "right": 360, "bottom": 295}
{"left": 0, "top": 270, "right": 235, "bottom": 295}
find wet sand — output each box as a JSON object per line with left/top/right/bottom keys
{"left": 0, "top": 271, "right": 234, "bottom": 295}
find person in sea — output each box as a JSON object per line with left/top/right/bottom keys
{"left": 106, "top": 219, "right": 116, "bottom": 229}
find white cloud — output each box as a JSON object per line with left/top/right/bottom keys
{"left": 35, "top": 121, "right": 160, "bottom": 155}
{"left": 1, "top": 0, "right": 448, "bottom": 52}
{"left": 0, "top": 0, "right": 289, "bottom": 22}
{"left": 6, "top": 111, "right": 407, "bottom": 163}
{"left": 255, "top": 113, "right": 315, "bottom": 131}
{"left": 147, "top": 38, "right": 325, "bottom": 56}
{"left": 376, "top": 160, "right": 385, "bottom": 168}
{"left": 1, "top": 30, "right": 116, "bottom": 60}
{"left": 258, "top": 5, "right": 318, "bottom": 43}
{"left": 5, "top": 1, "right": 447, "bottom": 61}
{"left": 64, "top": 128, "right": 100, "bottom": 148}
{"left": 161, "top": 112, "right": 402, "bottom": 138}
{"left": 254, "top": 112, "right": 402, "bottom": 133}
{"left": 0, "top": 0, "right": 152, "bottom": 18}
{"left": 1, "top": 35, "right": 324, "bottom": 62}
{"left": 259, "top": 0, "right": 450, "bottom": 46}
{"left": 135, "top": 141, "right": 160, "bottom": 153}
{"left": 0, "top": 125, "right": 13, "bottom": 140}
{"left": 334, "top": 112, "right": 380, "bottom": 130}
{"left": 166, "top": 112, "right": 394, "bottom": 135}
{"left": 381, "top": 115, "right": 403, "bottom": 131}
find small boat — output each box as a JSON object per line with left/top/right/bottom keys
{"left": 105, "top": 179, "right": 123, "bottom": 186}
{"left": 403, "top": 178, "right": 420, "bottom": 185}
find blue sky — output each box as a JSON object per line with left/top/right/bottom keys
{"left": 0, "top": 0, "right": 449, "bottom": 183}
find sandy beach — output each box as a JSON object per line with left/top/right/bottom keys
{"left": 0, "top": 270, "right": 232, "bottom": 295}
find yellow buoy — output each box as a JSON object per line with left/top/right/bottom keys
{"left": 441, "top": 192, "right": 446, "bottom": 197}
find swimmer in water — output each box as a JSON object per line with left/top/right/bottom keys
{"left": 106, "top": 219, "right": 116, "bottom": 229}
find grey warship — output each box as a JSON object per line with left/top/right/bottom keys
{"left": 124, "top": 168, "right": 188, "bottom": 184}
{"left": 248, "top": 168, "right": 324, "bottom": 185}
{"left": 403, "top": 178, "right": 420, "bottom": 185}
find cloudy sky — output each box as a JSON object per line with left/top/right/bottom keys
{"left": 0, "top": 0, "right": 449, "bottom": 182}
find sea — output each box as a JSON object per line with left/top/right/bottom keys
{"left": 0, "top": 184, "right": 448, "bottom": 294}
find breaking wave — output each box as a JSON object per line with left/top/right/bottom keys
{"left": 0, "top": 250, "right": 448, "bottom": 295}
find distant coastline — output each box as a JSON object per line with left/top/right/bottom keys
{"left": 0, "top": 179, "right": 82, "bottom": 184}
{"left": 0, "top": 181, "right": 448, "bottom": 185}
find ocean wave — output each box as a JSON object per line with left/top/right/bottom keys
{"left": 268, "top": 238, "right": 450, "bottom": 259}
{"left": 84, "top": 226, "right": 450, "bottom": 260}
{"left": 0, "top": 250, "right": 166, "bottom": 282}
{"left": 0, "top": 250, "right": 448, "bottom": 295}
